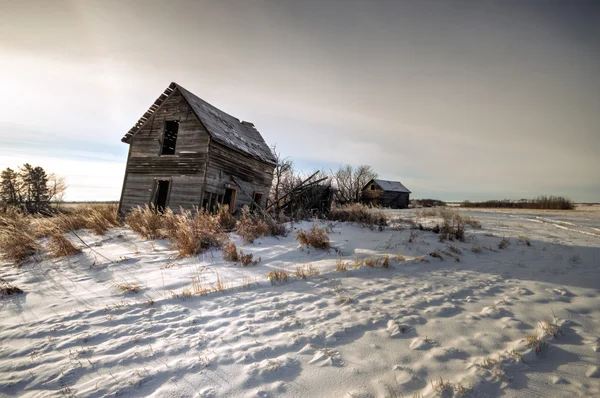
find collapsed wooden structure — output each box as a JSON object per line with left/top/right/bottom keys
{"left": 267, "top": 172, "right": 334, "bottom": 216}
{"left": 118, "top": 82, "right": 276, "bottom": 214}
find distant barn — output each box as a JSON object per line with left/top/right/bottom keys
{"left": 118, "top": 82, "right": 276, "bottom": 214}
{"left": 361, "top": 179, "right": 411, "bottom": 209}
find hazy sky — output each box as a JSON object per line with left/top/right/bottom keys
{"left": 1, "top": 0, "right": 599, "bottom": 201}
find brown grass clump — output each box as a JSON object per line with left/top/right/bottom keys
{"left": 170, "top": 209, "right": 227, "bottom": 257}
{"left": 296, "top": 220, "right": 330, "bottom": 250}
{"left": 0, "top": 211, "right": 39, "bottom": 265}
{"left": 329, "top": 203, "right": 387, "bottom": 228}
{"left": 295, "top": 264, "right": 321, "bottom": 279}
{"left": 116, "top": 284, "right": 140, "bottom": 293}
{"left": 353, "top": 255, "right": 390, "bottom": 269}
{"left": 518, "top": 235, "right": 531, "bottom": 246}
{"left": 125, "top": 205, "right": 164, "bottom": 239}
{"left": 0, "top": 278, "right": 24, "bottom": 297}
{"left": 236, "top": 206, "right": 285, "bottom": 243}
{"left": 216, "top": 205, "right": 236, "bottom": 231}
{"left": 438, "top": 211, "right": 466, "bottom": 242}
{"left": 47, "top": 233, "right": 81, "bottom": 258}
{"left": 267, "top": 269, "right": 289, "bottom": 285}
{"left": 223, "top": 242, "right": 239, "bottom": 262}
{"left": 222, "top": 242, "right": 260, "bottom": 266}
{"left": 429, "top": 250, "right": 443, "bottom": 260}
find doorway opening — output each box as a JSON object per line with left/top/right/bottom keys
{"left": 154, "top": 180, "right": 170, "bottom": 212}
{"left": 223, "top": 187, "right": 236, "bottom": 212}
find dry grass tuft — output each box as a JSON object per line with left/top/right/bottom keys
{"left": 125, "top": 205, "right": 165, "bottom": 239}
{"left": 236, "top": 206, "right": 285, "bottom": 243}
{"left": 223, "top": 242, "right": 239, "bottom": 262}
{"left": 518, "top": 235, "right": 531, "bottom": 246}
{"left": 471, "top": 245, "right": 482, "bottom": 253}
{"left": 0, "top": 278, "right": 24, "bottom": 297}
{"left": 329, "top": 203, "right": 387, "bottom": 228}
{"left": 267, "top": 269, "right": 289, "bottom": 285}
{"left": 170, "top": 209, "right": 227, "bottom": 257}
{"left": 296, "top": 220, "right": 330, "bottom": 250}
{"left": 0, "top": 211, "right": 39, "bottom": 265}
{"left": 336, "top": 256, "right": 348, "bottom": 271}
{"left": 216, "top": 205, "right": 236, "bottom": 231}
{"left": 116, "top": 284, "right": 141, "bottom": 294}
{"left": 429, "top": 250, "right": 443, "bottom": 260}
{"left": 47, "top": 233, "right": 81, "bottom": 258}
{"left": 295, "top": 264, "right": 321, "bottom": 279}
{"left": 211, "top": 274, "right": 230, "bottom": 292}
{"left": 239, "top": 251, "right": 260, "bottom": 266}
{"left": 353, "top": 255, "right": 390, "bottom": 269}
{"left": 498, "top": 237, "right": 510, "bottom": 249}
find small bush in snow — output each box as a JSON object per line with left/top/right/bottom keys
{"left": 498, "top": 237, "right": 510, "bottom": 249}
{"left": 0, "top": 278, "right": 23, "bottom": 297}
{"left": 295, "top": 264, "right": 320, "bottom": 279}
{"left": 236, "top": 206, "right": 285, "bottom": 244}
{"left": 126, "top": 205, "right": 164, "bottom": 239}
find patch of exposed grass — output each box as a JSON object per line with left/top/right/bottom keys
{"left": 353, "top": 255, "right": 390, "bottom": 269}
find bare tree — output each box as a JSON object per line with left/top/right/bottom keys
{"left": 48, "top": 173, "right": 67, "bottom": 209}
{"left": 332, "top": 164, "right": 377, "bottom": 204}
{"left": 269, "top": 145, "right": 295, "bottom": 203}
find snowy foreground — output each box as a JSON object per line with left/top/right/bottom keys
{"left": 1, "top": 207, "right": 599, "bottom": 398}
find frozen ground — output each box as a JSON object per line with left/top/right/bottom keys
{"left": 1, "top": 207, "right": 599, "bottom": 397}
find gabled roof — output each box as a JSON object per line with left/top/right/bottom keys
{"left": 364, "top": 179, "right": 411, "bottom": 193}
{"left": 121, "top": 82, "right": 277, "bottom": 165}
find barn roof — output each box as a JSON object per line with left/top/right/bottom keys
{"left": 365, "top": 179, "right": 411, "bottom": 193}
{"left": 121, "top": 82, "right": 277, "bottom": 165}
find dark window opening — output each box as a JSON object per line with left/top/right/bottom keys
{"left": 154, "top": 180, "right": 170, "bottom": 212}
{"left": 160, "top": 120, "right": 179, "bottom": 155}
{"left": 202, "top": 191, "right": 210, "bottom": 211}
{"left": 251, "top": 192, "right": 263, "bottom": 211}
{"left": 370, "top": 184, "right": 376, "bottom": 190}
{"left": 223, "top": 188, "right": 236, "bottom": 212}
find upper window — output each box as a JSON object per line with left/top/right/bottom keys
{"left": 160, "top": 120, "right": 179, "bottom": 155}
{"left": 370, "top": 184, "right": 376, "bottom": 190}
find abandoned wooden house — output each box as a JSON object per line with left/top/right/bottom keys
{"left": 361, "top": 179, "right": 411, "bottom": 209}
{"left": 118, "top": 82, "right": 277, "bottom": 214}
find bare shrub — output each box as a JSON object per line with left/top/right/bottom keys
{"left": 267, "top": 269, "right": 289, "bottom": 285}
{"left": 239, "top": 251, "right": 259, "bottom": 266}
{"left": 47, "top": 233, "right": 81, "bottom": 258}
{"left": 439, "top": 215, "right": 465, "bottom": 242}
{"left": 329, "top": 203, "right": 387, "bottom": 227}
{"left": 296, "top": 220, "right": 330, "bottom": 250}
{"left": 0, "top": 211, "right": 38, "bottom": 265}
{"left": 125, "top": 205, "right": 164, "bottom": 239}
{"left": 0, "top": 278, "right": 23, "bottom": 297}
{"left": 295, "top": 264, "right": 321, "bottom": 279}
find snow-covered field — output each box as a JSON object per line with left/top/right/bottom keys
{"left": 1, "top": 207, "right": 599, "bottom": 397}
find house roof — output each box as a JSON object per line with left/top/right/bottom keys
{"left": 121, "top": 82, "right": 277, "bottom": 165}
{"left": 365, "top": 179, "right": 411, "bottom": 193}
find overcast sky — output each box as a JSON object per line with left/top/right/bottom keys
{"left": 1, "top": 0, "right": 598, "bottom": 201}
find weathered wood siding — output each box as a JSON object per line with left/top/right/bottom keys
{"left": 204, "top": 141, "right": 275, "bottom": 211}
{"left": 119, "top": 89, "right": 210, "bottom": 212}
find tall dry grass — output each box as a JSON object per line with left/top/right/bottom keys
{"left": 168, "top": 209, "right": 228, "bottom": 257}
{"left": 236, "top": 205, "right": 285, "bottom": 244}
{"left": 0, "top": 210, "right": 39, "bottom": 265}
{"left": 329, "top": 203, "right": 387, "bottom": 227}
